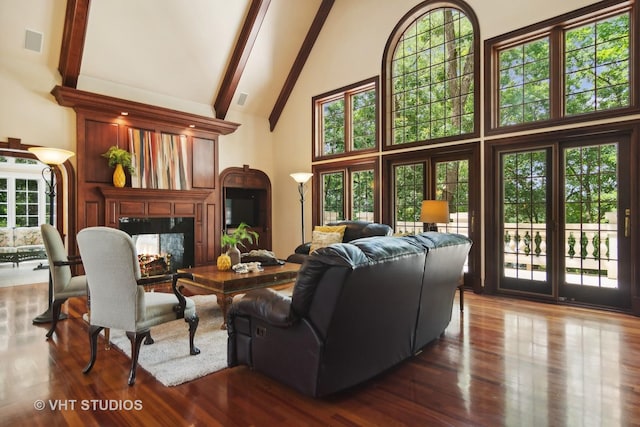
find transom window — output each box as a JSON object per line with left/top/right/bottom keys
{"left": 313, "top": 78, "right": 378, "bottom": 160}
{"left": 498, "top": 37, "right": 550, "bottom": 126}
{"left": 384, "top": 2, "right": 478, "bottom": 148}
{"left": 487, "top": 1, "right": 636, "bottom": 132}
{"left": 564, "top": 12, "right": 630, "bottom": 115}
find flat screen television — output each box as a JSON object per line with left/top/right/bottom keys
{"left": 225, "top": 197, "right": 257, "bottom": 228}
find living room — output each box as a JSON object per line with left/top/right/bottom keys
{"left": 2, "top": 0, "right": 640, "bottom": 425}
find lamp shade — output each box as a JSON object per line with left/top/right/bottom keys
{"left": 28, "top": 147, "right": 74, "bottom": 165}
{"left": 290, "top": 172, "right": 313, "bottom": 184}
{"left": 419, "top": 200, "right": 449, "bottom": 223}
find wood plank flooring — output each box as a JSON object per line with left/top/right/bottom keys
{"left": 2, "top": 282, "right": 640, "bottom": 426}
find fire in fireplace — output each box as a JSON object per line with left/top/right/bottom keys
{"left": 119, "top": 217, "right": 194, "bottom": 276}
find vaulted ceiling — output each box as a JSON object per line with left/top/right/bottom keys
{"left": 10, "top": 0, "right": 335, "bottom": 130}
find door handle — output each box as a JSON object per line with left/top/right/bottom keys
{"left": 625, "top": 208, "right": 630, "bottom": 237}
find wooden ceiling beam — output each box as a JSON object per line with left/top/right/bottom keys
{"left": 58, "top": 0, "right": 90, "bottom": 88}
{"left": 214, "top": 0, "right": 271, "bottom": 120}
{"left": 269, "top": 0, "right": 334, "bottom": 132}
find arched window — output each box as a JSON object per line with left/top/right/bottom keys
{"left": 383, "top": 0, "right": 479, "bottom": 148}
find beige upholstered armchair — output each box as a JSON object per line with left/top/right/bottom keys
{"left": 77, "top": 226, "right": 200, "bottom": 386}
{"left": 40, "top": 223, "right": 87, "bottom": 339}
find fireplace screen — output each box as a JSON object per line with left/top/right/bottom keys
{"left": 119, "top": 217, "right": 194, "bottom": 276}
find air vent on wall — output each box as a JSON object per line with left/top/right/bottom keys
{"left": 237, "top": 92, "right": 248, "bottom": 106}
{"left": 24, "top": 29, "right": 43, "bottom": 53}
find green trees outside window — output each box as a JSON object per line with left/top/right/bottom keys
{"left": 499, "top": 38, "right": 550, "bottom": 126}
{"left": 391, "top": 7, "right": 475, "bottom": 145}
{"left": 316, "top": 80, "right": 377, "bottom": 159}
{"left": 491, "top": 8, "right": 632, "bottom": 129}
{"left": 565, "top": 13, "right": 630, "bottom": 115}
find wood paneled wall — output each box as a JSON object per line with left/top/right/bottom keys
{"left": 52, "top": 86, "right": 239, "bottom": 264}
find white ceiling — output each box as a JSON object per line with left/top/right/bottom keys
{"left": 3, "top": 0, "right": 321, "bottom": 120}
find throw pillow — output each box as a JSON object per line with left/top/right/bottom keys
{"left": 314, "top": 225, "right": 346, "bottom": 240}
{"left": 309, "top": 230, "right": 343, "bottom": 253}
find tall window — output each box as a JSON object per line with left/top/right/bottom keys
{"left": 315, "top": 161, "right": 379, "bottom": 225}
{"left": 15, "top": 179, "right": 40, "bottom": 226}
{"left": 0, "top": 156, "right": 49, "bottom": 227}
{"left": 321, "top": 171, "right": 344, "bottom": 223}
{"left": 393, "top": 163, "right": 424, "bottom": 234}
{"left": 313, "top": 78, "right": 378, "bottom": 160}
{"left": 487, "top": 1, "right": 636, "bottom": 132}
{"left": 384, "top": 1, "right": 479, "bottom": 148}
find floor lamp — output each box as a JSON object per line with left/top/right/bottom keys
{"left": 290, "top": 172, "right": 313, "bottom": 246}
{"left": 29, "top": 147, "right": 75, "bottom": 324}
{"left": 420, "top": 200, "right": 449, "bottom": 232}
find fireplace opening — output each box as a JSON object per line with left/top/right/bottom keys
{"left": 119, "top": 217, "right": 194, "bottom": 276}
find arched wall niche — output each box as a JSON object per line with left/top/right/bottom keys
{"left": 220, "top": 165, "right": 272, "bottom": 252}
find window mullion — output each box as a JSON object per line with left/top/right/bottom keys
{"left": 550, "top": 26, "right": 564, "bottom": 120}
{"left": 344, "top": 93, "right": 352, "bottom": 154}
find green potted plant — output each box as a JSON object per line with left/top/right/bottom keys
{"left": 220, "top": 222, "right": 259, "bottom": 266}
{"left": 102, "top": 145, "right": 135, "bottom": 187}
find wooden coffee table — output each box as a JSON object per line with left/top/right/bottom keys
{"left": 177, "top": 262, "right": 300, "bottom": 329}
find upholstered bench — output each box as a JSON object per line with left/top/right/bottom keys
{"left": 0, "top": 227, "right": 47, "bottom": 266}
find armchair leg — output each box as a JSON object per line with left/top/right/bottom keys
{"left": 186, "top": 314, "right": 200, "bottom": 355}
{"left": 126, "top": 330, "right": 150, "bottom": 386}
{"left": 45, "top": 298, "right": 66, "bottom": 339}
{"left": 144, "top": 333, "right": 154, "bottom": 345}
{"left": 83, "top": 325, "right": 104, "bottom": 374}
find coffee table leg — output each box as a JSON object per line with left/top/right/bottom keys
{"left": 217, "top": 295, "right": 234, "bottom": 330}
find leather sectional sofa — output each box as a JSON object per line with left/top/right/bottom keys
{"left": 227, "top": 232, "right": 472, "bottom": 397}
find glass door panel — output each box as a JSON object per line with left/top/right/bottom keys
{"left": 393, "top": 163, "right": 424, "bottom": 235}
{"left": 560, "top": 142, "right": 629, "bottom": 308}
{"left": 500, "top": 149, "right": 552, "bottom": 295}
{"left": 435, "top": 159, "right": 470, "bottom": 271}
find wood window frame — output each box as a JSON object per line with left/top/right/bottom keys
{"left": 312, "top": 77, "right": 379, "bottom": 161}
{"left": 484, "top": 0, "right": 640, "bottom": 136}
{"left": 381, "top": 0, "right": 481, "bottom": 151}
{"left": 312, "top": 157, "right": 380, "bottom": 226}
{"left": 382, "top": 142, "right": 481, "bottom": 291}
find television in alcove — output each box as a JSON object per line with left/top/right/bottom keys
{"left": 225, "top": 189, "right": 259, "bottom": 228}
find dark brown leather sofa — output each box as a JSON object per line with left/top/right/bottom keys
{"left": 285, "top": 220, "right": 393, "bottom": 264}
{"left": 227, "top": 232, "right": 472, "bottom": 397}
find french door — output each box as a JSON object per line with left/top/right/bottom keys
{"left": 494, "top": 134, "right": 631, "bottom": 309}
{"left": 384, "top": 143, "right": 481, "bottom": 291}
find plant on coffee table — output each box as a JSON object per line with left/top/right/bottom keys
{"left": 220, "top": 222, "right": 259, "bottom": 267}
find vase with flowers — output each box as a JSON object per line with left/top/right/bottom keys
{"left": 220, "top": 222, "right": 259, "bottom": 267}
{"left": 102, "top": 145, "right": 135, "bottom": 188}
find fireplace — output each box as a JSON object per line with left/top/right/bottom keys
{"left": 119, "top": 217, "right": 194, "bottom": 276}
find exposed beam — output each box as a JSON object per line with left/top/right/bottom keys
{"left": 58, "top": 0, "right": 91, "bottom": 88}
{"left": 269, "top": 0, "right": 334, "bottom": 132}
{"left": 214, "top": 0, "right": 271, "bottom": 120}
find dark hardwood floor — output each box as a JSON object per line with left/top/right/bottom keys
{"left": 2, "top": 282, "right": 640, "bottom": 426}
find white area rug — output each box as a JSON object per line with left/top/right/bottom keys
{"left": 107, "top": 294, "right": 229, "bottom": 386}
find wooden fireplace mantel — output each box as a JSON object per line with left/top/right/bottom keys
{"left": 100, "top": 187, "right": 212, "bottom": 226}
